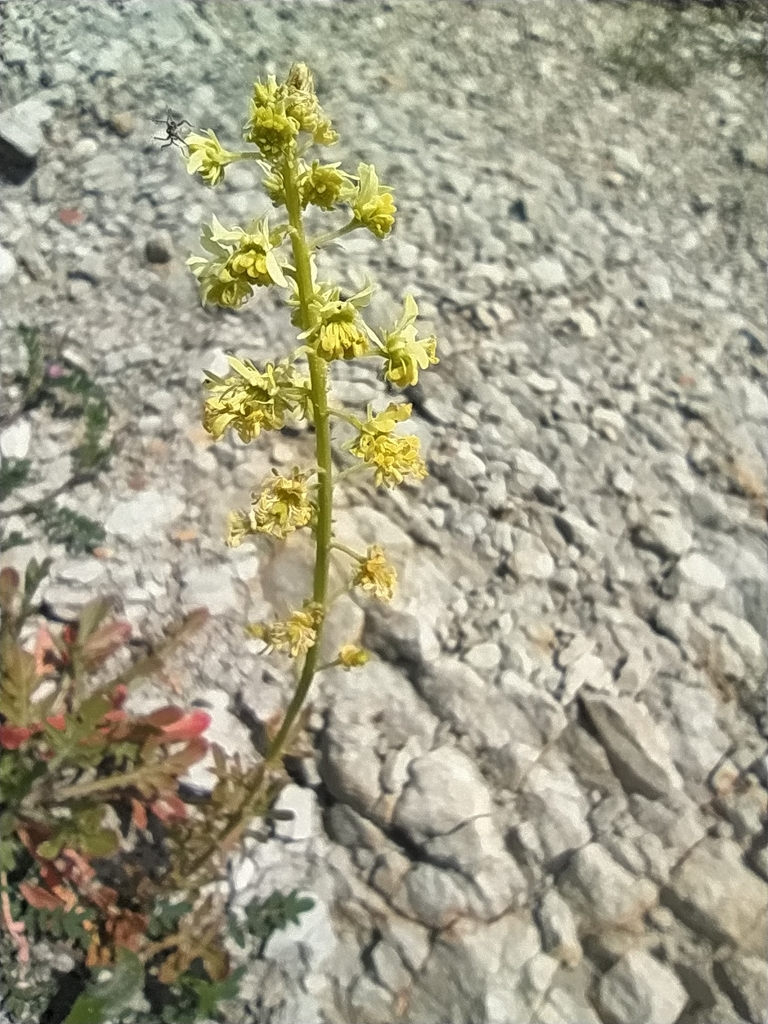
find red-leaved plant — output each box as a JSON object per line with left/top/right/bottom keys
{"left": 0, "top": 559, "right": 224, "bottom": 982}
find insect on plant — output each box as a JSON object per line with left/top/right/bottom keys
{"left": 151, "top": 108, "right": 195, "bottom": 150}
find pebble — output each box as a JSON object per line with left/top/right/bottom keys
{"left": 145, "top": 233, "right": 173, "bottom": 264}
{"left": 714, "top": 953, "right": 768, "bottom": 1024}
{"left": 537, "top": 889, "right": 582, "bottom": 967}
{"left": 633, "top": 510, "right": 692, "bottom": 559}
{"left": 511, "top": 532, "right": 556, "bottom": 581}
{"left": 610, "top": 146, "right": 645, "bottom": 177}
{"left": 675, "top": 552, "right": 727, "bottom": 592}
{"left": 582, "top": 693, "right": 683, "bottom": 799}
{"left": 667, "top": 837, "right": 768, "bottom": 954}
{"left": 452, "top": 442, "right": 486, "bottom": 479}
{"left": 181, "top": 566, "right": 239, "bottom": 615}
{"left": 526, "top": 372, "right": 558, "bottom": 395}
{"left": 598, "top": 950, "right": 687, "bottom": 1024}
{"left": 272, "top": 784, "right": 318, "bottom": 842}
{"left": 464, "top": 641, "right": 502, "bottom": 673}
{"left": 0, "top": 94, "right": 53, "bottom": 164}
{"left": 561, "top": 652, "right": 613, "bottom": 704}
{"left": 0, "top": 418, "right": 31, "bottom": 459}
{"left": 104, "top": 490, "right": 186, "bottom": 542}
{"left": 530, "top": 256, "right": 568, "bottom": 291}
{"left": 0, "top": 241, "right": 21, "bottom": 287}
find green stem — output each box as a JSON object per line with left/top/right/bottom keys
{"left": 263, "top": 147, "right": 334, "bottom": 768}
{"left": 330, "top": 540, "right": 364, "bottom": 561}
{"left": 308, "top": 221, "right": 358, "bottom": 251}
{"left": 327, "top": 406, "right": 363, "bottom": 428}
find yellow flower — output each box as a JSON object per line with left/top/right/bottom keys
{"left": 203, "top": 357, "right": 310, "bottom": 443}
{"left": 353, "top": 545, "right": 397, "bottom": 602}
{"left": 338, "top": 644, "right": 370, "bottom": 670}
{"left": 360, "top": 401, "right": 413, "bottom": 433}
{"left": 352, "top": 432, "right": 427, "bottom": 488}
{"left": 251, "top": 468, "right": 314, "bottom": 539}
{"left": 317, "top": 316, "right": 369, "bottom": 362}
{"left": 184, "top": 130, "right": 234, "bottom": 187}
{"left": 260, "top": 162, "right": 286, "bottom": 207}
{"left": 247, "top": 602, "right": 324, "bottom": 658}
{"left": 300, "top": 160, "right": 349, "bottom": 210}
{"left": 226, "top": 510, "right": 254, "bottom": 548}
{"left": 243, "top": 65, "right": 337, "bottom": 164}
{"left": 382, "top": 295, "right": 439, "bottom": 387}
{"left": 348, "top": 405, "right": 428, "bottom": 488}
{"left": 350, "top": 164, "right": 396, "bottom": 238}
{"left": 299, "top": 277, "right": 375, "bottom": 362}
{"left": 246, "top": 104, "right": 299, "bottom": 161}
{"left": 187, "top": 215, "right": 288, "bottom": 309}
{"left": 284, "top": 63, "right": 338, "bottom": 145}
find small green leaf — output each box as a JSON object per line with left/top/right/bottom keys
{"left": 81, "top": 828, "right": 119, "bottom": 858}
{"left": 35, "top": 506, "right": 105, "bottom": 556}
{"left": 226, "top": 911, "right": 246, "bottom": 948}
{"left": 18, "top": 323, "right": 46, "bottom": 406}
{"left": 0, "top": 457, "right": 31, "bottom": 502}
{"left": 148, "top": 898, "right": 194, "bottom": 940}
{"left": 181, "top": 966, "right": 246, "bottom": 1020}
{"left": 77, "top": 598, "right": 112, "bottom": 643}
{"left": 244, "top": 888, "right": 315, "bottom": 940}
{"left": 23, "top": 556, "right": 53, "bottom": 605}
{"left": 36, "top": 837, "right": 64, "bottom": 860}
{"left": 0, "top": 837, "right": 18, "bottom": 872}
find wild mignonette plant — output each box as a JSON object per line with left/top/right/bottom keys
{"left": 181, "top": 61, "right": 439, "bottom": 810}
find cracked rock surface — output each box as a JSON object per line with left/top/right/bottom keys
{"left": 1, "top": 1, "right": 766, "bottom": 1022}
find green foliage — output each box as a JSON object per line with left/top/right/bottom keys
{"left": 0, "top": 459, "right": 30, "bottom": 503}
{"left": 33, "top": 505, "right": 106, "bottom": 556}
{"left": 0, "top": 323, "right": 113, "bottom": 557}
{"left": 65, "top": 949, "right": 144, "bottom": 1024}
{"left": 22, "top": 902, "right": 98, "bottom": 951}
{"left": 243, "top": 888, "right": 315, "bottom": 953}
{"left": 176, "top": 966, "right": 246, "bottom": 1021}
{"left": 18, "top": 324, "right": 45, "bottom": 408}
{"left": 153, "top": 967, "right": 247, "bottom": 1024}
{"left": 147, "top": 898, "right": 195, "bottom": 940}
{"left": 0, "top": 532, "right": 31, "bottom": 554}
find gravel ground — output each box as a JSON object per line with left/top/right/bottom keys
{"left": 0, "top": 1, "right": 767, "bottom": 1022}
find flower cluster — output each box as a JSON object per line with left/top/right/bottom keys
{"left": 298, "top": 277, "right": 376, "bottom": 363}
{"left": 353, "top": 545, "right": 397, "bottom": 602}
{"left": 349, "top": 163, "right": 396, "bottom": 239}
{"left": 247, "top": 602, "right": 324, "bottom": 658}
{"left": 184, "top": 130, "right": 235, "bottom": 187}
{"left": 337, "top": 644, "right": 370, "bottom": 670}
{"left": 187, "top": 215, "right": 288, "bottom": 310}
{"left": 348, "top": 403, "right": 428, "bottom": 488}
{"left": 299, "top": 160, "right": 351, "bottom": 210}
{"left": 227, "top": 468, "right": 315, "bottom": 546}
{"left": 381, "top": 295, "right": 439, "bottom": 387}
{"left": 244, "top": 64, "right": 338, "bottom": 164}
{"left": 203, "top": 357, "right": 310, "bottom": 443}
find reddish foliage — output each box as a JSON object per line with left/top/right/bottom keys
{"left": 18, "top": 883, "right": 65, "bottom": 911}
{"left": 0, "top": 715, "right": 67, "bottom": 749}
{"left": 141, "top": 707, "right": 211, "bottom": 743}
{"left": 150, "top": 793, "right": 188, "bottom": 823}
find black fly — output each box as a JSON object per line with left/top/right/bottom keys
{"left": 151, "top": 108, "right": 194, "bottom": 150}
